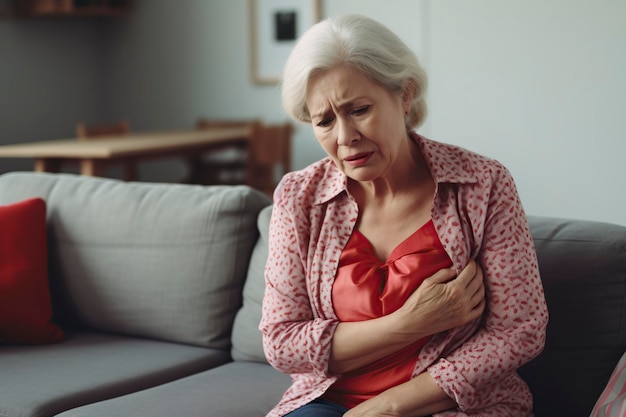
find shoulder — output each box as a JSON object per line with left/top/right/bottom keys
{"left": 418, "top": 135, "right": 514, "bottom": 187}
{"left": 273, "top": 158, "right": 346, "bottom": 211}
{"left": 268, "top": 159, "right": 348, "bottom": 255}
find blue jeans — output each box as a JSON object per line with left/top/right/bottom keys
{"left": 284, "top": 399, "right": 349, "bottom": 417}
{"left": 284, "top": 398, "right": 434, "bottom": 417}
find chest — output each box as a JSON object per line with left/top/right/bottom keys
{"left": 357, "top": 200, "right": 433, "bottom": 261}
{"left": 332, "top": 221, "right": 453, "bottom": 320}
{"left": 306, "top": 189, "right": 477, "bottom": 319}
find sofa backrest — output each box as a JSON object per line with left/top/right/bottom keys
{"left": 520, "top": 215, "right": 626, "bottom": 417}
{"left": 231, "top": 205, "right": 272, "bottom": 362}
{"left": 0, "top": 172, "right": 271, "bottom": 349}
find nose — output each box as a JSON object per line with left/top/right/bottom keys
{"left": 336, "top": 118, "right": 359, "bottom": 146}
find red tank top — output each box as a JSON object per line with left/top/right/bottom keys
{"left": 324, "top": 219, "right": 452, "bottom": 408}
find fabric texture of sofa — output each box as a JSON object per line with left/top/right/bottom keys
{"left": 0, "top": 171, "right": 624, "bottom": 417}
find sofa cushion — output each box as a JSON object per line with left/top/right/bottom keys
{"left": 0, "top": 331, "right": 230, "bottom": 417}
{"left": 0, "top": 172, "right": 271, "bottom": 348}
{"left": 520, "top": 216, "right": 626, "bottom": 417}
{"left": 0, "top": 197, "right": 63, "bottom": 344}
{"left": 231, "top": 205, "right": 272, "bottom": 362}
{"left": 54, "top": 361, "right": 292, "bottom": 417}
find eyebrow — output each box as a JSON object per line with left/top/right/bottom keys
{"left": 310, "top": 98, "right": 367, "bottom": 119}
{"left": 310, "top": 108, "right": 329, "bottom": 120}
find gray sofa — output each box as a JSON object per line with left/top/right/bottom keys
{"left": 0, "top": 172, "right": 624, "bottom": 417}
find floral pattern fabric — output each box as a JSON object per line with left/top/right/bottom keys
{"left": 260, "top": 134, "right": 549, "bottom": 417}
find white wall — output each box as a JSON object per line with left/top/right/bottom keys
{"left": 425, "top": 0, "right": 626, "bottom": 225}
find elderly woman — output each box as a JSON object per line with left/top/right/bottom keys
{"left": 260, "top": 14, "right": 548, "bottom": 417}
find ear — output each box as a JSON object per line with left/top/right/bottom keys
{"left": 401, "top": 79, "right": 416, "bottom": 113}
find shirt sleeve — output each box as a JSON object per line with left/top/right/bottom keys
{"left": 429, "top": 164, "right": 549, "bottom": 412}
{"left": 259, "top": 182, "right": 338, "bottom": 377}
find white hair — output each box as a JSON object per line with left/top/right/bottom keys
{"left": 281, "top": 14, "right": 428, "bottom": 130}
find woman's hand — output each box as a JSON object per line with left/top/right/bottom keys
{"left": 343, "top": 399, "right": 397, "bottom": 417}
{"left": 328, "top": 261, "right": 485, "bottom": 374}
{"left": 343, "top": 371, "right": 457, "bottom": 417}
{"left": 339, "top": 261, "right": 507, "bottom": 417}
{"left": 393, "top": 260, "right": 485, "bottom": 338}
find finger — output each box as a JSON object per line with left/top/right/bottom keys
{"left": 467, "top": 276, "right": 485, "bottom": 303}
{"left": 466, "top": 270, "right": 485, "bottom": 302}
{"left": 469, "top": 280, "right": 486, "bottom": 307}
{"left": 456, "top": 260, "right": 477, "bottom": 287}
{"left": 466, "top": 300, "right": 486, "bottom": 323}
{"left": 422, "top": 267, "right": 456, "bottom": 285}
{"left": 473, "top": 298, "right": 486, "bottom": 316}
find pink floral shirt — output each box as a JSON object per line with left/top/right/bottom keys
{"left": 260, "top": 134, "right": 548, "bottom": 417}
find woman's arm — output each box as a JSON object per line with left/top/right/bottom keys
{"left": 344, "top": 371, "right": 456, "bottom": 417}
{"left": 328, "top": 261, "right": 485, "bottom": 374}
{"left": 261, "top": 194, "right": 485, "bottom": 377}
{"left": 260, "top": 198, "right": 336, "bottom": 376}
{"left": 428, "top": 164, "right": 549, "bottom": 411}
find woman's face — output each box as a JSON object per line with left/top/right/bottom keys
{"left": 306, "top": 66, "right": 411, "bottom": 183}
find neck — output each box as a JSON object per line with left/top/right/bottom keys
{"left": 350, "top": 133, "right": 432, "bottom": 201}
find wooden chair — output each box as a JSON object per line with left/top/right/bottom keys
{"left": 75, "top": 120, "right": 137, "bottom": 181}
{"left": 189, "top": 119, "right": 293, "bottom": 196}
{"left": 188, "top": 119, "right": 258, "bottom": 185}
{"left": 76, "top": 120, "right": 130, "bottom": 139}
{"left": 246, "top": 122, "right": 293, "bottom": 197}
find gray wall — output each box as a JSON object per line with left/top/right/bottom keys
{"left": 0, "top": 0, "right": 624, "bottom": 225}
{"left": 0, "top": 18, "right": 106, "bottom": 172}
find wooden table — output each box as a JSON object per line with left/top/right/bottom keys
{"left": 0, "top": 127, "right": 250, "bottom": 180}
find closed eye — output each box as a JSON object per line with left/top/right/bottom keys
{"left": 317, "top": 116, "right": 334, "bottom": 128}
{"left": 352, "top": 105, "right": 370, "bottom": 116}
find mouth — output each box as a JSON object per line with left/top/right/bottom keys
{"left": 343, "top": 152, "right": 373, "bottom": 166}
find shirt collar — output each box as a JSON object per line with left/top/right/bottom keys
{"left": 312, "top": 160, "right": 348, "bottom": 205}
{"left": 414, "top": 132, "right": 479, "bottom": 185}
{"left": 311, "top": 132, "right": 479, "bottom": 205}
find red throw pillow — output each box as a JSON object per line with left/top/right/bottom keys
{"left": 0, "top": 197, "right": 63, "bottom": 344}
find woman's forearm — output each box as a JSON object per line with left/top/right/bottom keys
{"left": 382, "top": 372, "right": 457, "bottom": 416}
{"left": 345, "top": 372, "right": 457, "bottom": 417}
{"left": 329, "top": 261, "right": 484, "bottom": 375}
{"left": 329, "top": 314, "right": 428, "bottom": 374}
